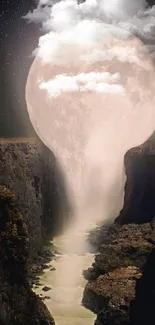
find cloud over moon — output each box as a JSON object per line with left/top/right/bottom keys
{"left": 24, "top": 0, "right": 155, "bottom": 62}
{"left": 39, "top": 72, "right": 125, "bottom": 97}
{"left": 25, "top": 0, "right": 155, "bottom": 225}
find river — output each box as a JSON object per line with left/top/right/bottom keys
{"left": 34, "top": 222, "right": 96, "bottom": 325}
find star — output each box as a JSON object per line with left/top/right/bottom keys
{"left": 0, "top": 0, "right": 39, "bottom": 137}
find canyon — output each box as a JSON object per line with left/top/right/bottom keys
{"left": 1, "top": 135, "right": 155, "bottom": 324}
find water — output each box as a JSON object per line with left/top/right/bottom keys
{"left": 34, "top": 222, "right": 96, "bottom": 325}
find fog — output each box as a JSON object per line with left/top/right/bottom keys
{"left": 26, "top": 35, "right": 155, "bottom": 243}
{"left": 25, "top": 3, "right": 155, "bottom": 318}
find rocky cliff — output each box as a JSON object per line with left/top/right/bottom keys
{"left": 115, "top": 136, "right": 155, "bottom": 225}
{"left": 83, "top": 222, "right": 155, "bottom": 325}
{"left": 0, "top": 138, "right": 71, "bottom": 261}
{"left": 0, "top": 185, "right": 55, "bottom": 325}
{"left": 83, "top": 135, "right": 155, "bottom": 325}
{"left": 0, "top": 137, "right": 72, "bottom": 324}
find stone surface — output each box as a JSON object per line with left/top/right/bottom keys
{"left": 83, "top": 222, "right": 155, "bottom": 325}
{"left": 83, "top": 266, "right": 141, "bottom": 314}
{"left": 42, "top": 286, "right": 52, "bottom": 292}
{"left": 115, "top": 136, "right": 155, "bottom": 225}
{"left": 0, "top": 138, "right": 71, "bottom": 261}
{"left": 0, "top": 185, "right": 55, "bottom": 325}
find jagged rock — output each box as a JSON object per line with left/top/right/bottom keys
{"left": 84, "top": 135, "right": 155, "bottom": 324}
{"left": 86, "top": 223, "right": 154, "bottom": 281}
{"left": 42, "top": 296, "right": 51, "bottom": 301}
{"left": 88, "top": 224, "right": 113, "bottom": 249}
{"left": 0, "top": 186, "right": 54, "bottom": 325}
{"left": 0, "top": 138, "right": 71, "bottom": 263}
{"left": 115, "top": 136, "right": 155, "bottom": 225}
{"left": 130, "top": 248, "right": 155, "bottom": 325}
{"left": 42, "top": 248, "right": 55, "bottom": 258}
{"left": 83, "top": 222, "right": 155, "bottom": 324}
{"left": 83, "top": 266, "right": 142, "bottom": 315}
{"left": 83, "top": 267, "right": 100, "bottom": 281}
{"left": 42, "top": 286, "right": 52, "bottom": 292}
{"left": 95, "top": 308, "right": 129, "bottom": 325}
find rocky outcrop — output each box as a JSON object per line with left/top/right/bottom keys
{"left": 83, "top": 135, "right": 155, "bottom": 324}
{"left": 84, "top": 266, "right": 141, "bottom": 324}
{"left": 0, "top": 185, "right": 54, "bottom": 325}
{"left": 130, "top": 248, "right": 155, "bottom": 325}
{"left": 0, "top": 138, "right": 71, "bottom": 261}
{"left": 83, "top": 222, "right": 155, "bottom": 325}
{"left": 115, "top": 136, "right": 155, "bottom": 225}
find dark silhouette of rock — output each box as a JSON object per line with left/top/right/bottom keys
{"left": 42, "top": 286, "right": 52, "bottom": 292}
{"left": 83, "top": 223, "right": 155, "bottom": 325}
{"left": 0, "top": 138, "right": 72, "bottom": 262}
{"left": 83, "top": 266, "right": 141, "bottom": 322}
{"left": 0, "top": 186, "right": 54, "bottom": 325}
{"left": 115, "top": 135, "right": 155, "bottom": 225}
{"left": 130, "top": 248, "right": 155, "bottom": 325}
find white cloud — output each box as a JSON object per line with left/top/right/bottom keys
{"left": 23, "top": 7, "right": 50, "bottom": 23}
{"left": 25, "top": 0, "right": 155, "bottom": 240}
{"left": 23, "top": 0, "right": 155, "bottom": 67}
{"left": 82, "top": 45, "right": 140, "bottom": 64}
{"left": 39, "top": 72, "right": 125, "bottom": 97}
{"left": 32, "top": 20, "right": 140, "bottom": 65}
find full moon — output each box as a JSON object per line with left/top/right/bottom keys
{"left": 26, "top": 31, "right": 155, "bottom": 222}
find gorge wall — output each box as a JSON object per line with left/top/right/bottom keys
{"left": 0, "top": 137, "right": 73, "bottom": 324}
{"left": 115, "top": 134, "right": 155, "bottom": 225}
{"left": 0, "top": 185, "right": 55, "bottom": 325}
{"left": 1, "top": 133, "right": 155, "bottom": 325}
{"left": 0, "top": 138, "right": 71, "bottom": 261}
{"left": 83, "top": 134, "right": 155, "bottom": 325}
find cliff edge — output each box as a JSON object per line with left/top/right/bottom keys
{"left": 0, "top": 138, "right": 71, "bottom": 261}
{"left": 83, "top": 135, "right": 155, "bottom": 325}
{"left": 115, "top": 136, "right": 155, "bottom": 224}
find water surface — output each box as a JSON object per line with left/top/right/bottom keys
{"left": 34, "top": 224, "right": 96, "bottom": 325}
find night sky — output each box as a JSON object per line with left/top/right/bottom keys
{"left": 0, "top": 0, "right": 40, "bottom": 137}
{"left": 1, "top": 0, "right": 155, "bottom": 138}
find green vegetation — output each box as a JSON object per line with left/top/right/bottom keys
{"left": 9, "top": 164, "right": 28, "bottom": 182}
{"left": 121, "top": 256, "right": 133, "bottom": 267}
{"left": 105, "top": 253, "right": 133, "bottom": 269}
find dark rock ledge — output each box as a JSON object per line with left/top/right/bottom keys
{"left": 83, "top": 135, "right": 155, "bottom": 325}
{"left": 83, "top": 222, "right": 155, "bottom": 325}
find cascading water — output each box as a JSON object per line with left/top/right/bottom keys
{"left": 25, "top": 0, "right": 155, "bottom": 324}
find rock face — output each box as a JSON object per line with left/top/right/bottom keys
{"left": 83, "top": 135, "right": 155, "bottom": 324}
{"left": 84, "top": 266, "right": 141, "bottom": 323}
{"left": 0, "top": 185, "right": 54, "bottom": 325}
{"left": 130, "top": 248, "right": 155, "bottom": 325}
{"left": 0, "top": 138, "right": 71, "bottom": 260}
{"left": 83, "top": 223, "right": 155, "bottom": 325}
{"left": 115, "top": 136, "right": 155, "bottom": 225}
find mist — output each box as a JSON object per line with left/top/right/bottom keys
{"left": 25, "top": 0, "right": 155, "bottom": 254}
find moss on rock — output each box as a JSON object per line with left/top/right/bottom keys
{"left": 0, "top": 185, "right": 29, "bottom": 284}
{"left": 0, "top": 185, "right": 55, "bottom": 325}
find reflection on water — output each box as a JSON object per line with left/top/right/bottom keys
{"left": 34, "top": 223, "right": 96, "bottom": 325}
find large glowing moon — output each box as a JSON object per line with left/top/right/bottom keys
{"left": 26, "top": 31, "right": 155, "bottom": 222}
